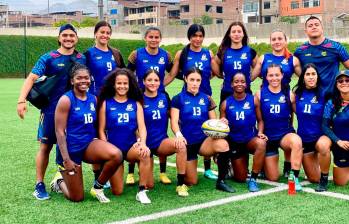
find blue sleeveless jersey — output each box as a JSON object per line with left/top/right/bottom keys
{"left": 225, "top": 94, "right": 257, "bottom": 143}
{"left": 261, "top": 53, "right": 294, "bottom": 87}
{"left": 172, "top": 91, "right": 214, "bottom": 144}
{"left": 60, "top": 90, "right": 97, "bottom": 153}
{"left": 222, "top": 46, "right": 256, "bottom": 93}
{"left": 294, "top": 38, "right": 349, "bottom": 98}
{"left": 323, "top": 100, "right": 349, "bottom": 141}
{"left": 135, "top": 47, "right": 170, "bottom": 90}
{"left": 295, "top": 90, "right": 324, "bottom": 142}
{"left": 31, "top": 50, "right": 86, "bottom": 114}
{"left": 105, "top": 98, "right": 138, "bottom": 152}
{"left": 85, "top": 47, "right": 117, "bottom": 95}
{"left": 143, "top": 93, "right": 170, "bottom": 149}
{"left": 182, "top": 48, "right": 212, "bottom": 95}
{"left": 260, "top": 87, "right": 294, "bottom": 140}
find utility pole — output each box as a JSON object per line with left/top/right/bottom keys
{"left": 157, "top": 0, "right": 160, "bottom": 26}
{"left": 98, "top": 0, "right": 104, "bottom": 21}
{"left": 47, "top": 0, "right": 50, "bottom": 15}
{"left": 259, "top": 0, "right": 262, "bottom": 24}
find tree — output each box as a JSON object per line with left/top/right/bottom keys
{"left": 280, "top": 16, "right": 299, "bottom": 24}
{"left": 192, "top": 14, "right": 213, "bottom": 25}
{"left": 80, "top": 17, "right": 99, "bottom": 27}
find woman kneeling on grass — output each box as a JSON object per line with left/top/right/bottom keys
{"left": 323, "top": 70, "right": 349, "bottom": 186}
{"left": 98, "top": 68, "right": 152, "bottom": 204}
{"left": 171, "top": 67, "right": 231, "bottom": 192}
{"left": 52, "top": 63, "right": 123, "bottom": 203}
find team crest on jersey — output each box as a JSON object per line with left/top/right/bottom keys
{"left": 74, "top": 107, "right": 80, "bottom": 111}
{"left": 158, "top": 57, "right": 165, "bottom": 65}
{"left": 143, "top": 59, "right": 149, "bottom": 63}
{"left": 201, "top": 54, "right": 208, "bottom": 61}
{"left": 199, "top": 98, "right": 205, "bottom": 105}
{"left": 281, "top": 59, "right": 288, "bottom": 65}
{"left": 96, "top": 56, "right": 102, "bottom": 60}
{"left": 126, "top": 104, "right": 134, "bottom": 111}
{"left": 111, "top": 55, "right": 115, "bottom": 61}
{"left": 57, "top": 63, "right": 65, "bottom": 67}
{"left": 321, "top": 51, "right": 327, "bottom": 56}
{"left": 158, "top": 100, "right": 165, "bottom": 108}
{"left": 243, "top": 102, "right": 250, "bottom": 109}
{"left": 240, "top": 53, "right": 247, "bottom": 60}
{"left": 278, "top": 95, "right": 286, "bottom": 103}
{"left": 90, "top": 103, "right": 95, "bottom": 111}
{"left": 311, "top": 96, "right": 318, "bottom": 104}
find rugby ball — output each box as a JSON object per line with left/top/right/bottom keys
{"left": 201, "top": 119, "right": 230, "bottom": 138}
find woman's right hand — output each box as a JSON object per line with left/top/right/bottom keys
{"left": 337, "top": 140, "right": 349, "bottom": 150}
{"left": 175, "top": 136, "right": 187, "bottom": 150}
{"left": 63, "top": 159, "right": 79, "bottom": 175}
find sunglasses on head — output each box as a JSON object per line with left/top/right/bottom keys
{"left": 337, "top": 78, "right": 349, "bottom": 84}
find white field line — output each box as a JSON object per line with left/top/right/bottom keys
{"left": 303, "top": 187, "right": 349, "bottom": 201}
{"left": 110, "top": 184, "right": 289, "bottom": 224}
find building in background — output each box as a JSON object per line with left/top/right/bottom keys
{"left": 0, "top": 3, "right": 8, "bottom": 27}
{"left": 108, "top": 0, "right": 124, "bottom": 26}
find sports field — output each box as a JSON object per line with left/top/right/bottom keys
{"left": 1, "top": 78, "right": 349, "bottom": 224}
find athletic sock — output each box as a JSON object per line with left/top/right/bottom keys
{"left": 321, "top": 172, "right": 329, "bottom": 181}
{"left": 292, "top": 169, "right": 300, "bottom": 178}
{"left": 139, "top": 185, "right": 145, "bottom": 192}
{"left": 204, "top": 158, "right": 211, "bottom": 171}
{"left": 177, "top": 174, "right": 185, "bottom": 186}
{"left": 128, "top": 163, "right": 135, "bottom": 174}
{"left": 93, "top": 169, "right": 101, "bottom": 181}
{"left": 284, "top": 161, "right": 291, "bottom": 173}
{"left": 160, "top": 162, "right": 167, "bottom": 173}
{"left": 94, "top": 180, "right": 104, "bottom": 189}
{"left": 217, "top": 151, "right": 230, "bottom": 181}
{"left": 251, "top": 171, "right": 259, "bottom": 180}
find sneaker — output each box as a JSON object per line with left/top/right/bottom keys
{"left": 126, "top": 173, "right": 135, "bottom": 185}
{"left": 136, "top": 190, "right": 151, "bottom": 204}
{"left": 216, "top": 180, "right": 235, "bottom": 193}
{"left": 159, "top": 173, "right": 172, "bottom": 184}
{"left": 315, "top": 178, "right": 328, "bottom": 192}
{"left": 204, "top": 169, "right": 218, "bottom": 180}
{"left": 247, "top": 178, "right": 260, "bottom": 192}
{"left": 103, "top": 181, "right": 111, "bottom": 189}
{"left": 50, "top": 172, "right": 63, "bottom": 193}
{"left": 33, "top": 182, "right": 50, "bottom": 200}
{"left": 294, "top": 177, "right": 302, "bottom": 192}
{"left": 176, "top": 184, "right": 189, "bottom": 197}
{"left": 90, "top": 187, "right": 110, "bottom": 203}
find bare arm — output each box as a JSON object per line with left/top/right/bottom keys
{"left": 98, "top": 101, "right": 107, "bottom": 141}
{"left": 254, "top": 91, "right": 267, "bottom": 140}
{"left": 164, "top": 51, "right": 181, "bottom": 86}
{"left": 342, "top": 59, "right": 349, "bottom": 69}
{"left": 136, "top": 102, "right": 147, "bottom": 144}
{"left": 17, "top": 73, "right": 39, "bottom": 119}
{"left": 219, "top": 100, "right": 227, "bottom": 119}
{"left": 251, "top": 55, "right": 264, "bottom": 82}
{"left": 213, "top": 55, "right": 223, "bottom": 79}
{"left": 293, "top": 56, "right": 302, "bottom": 77}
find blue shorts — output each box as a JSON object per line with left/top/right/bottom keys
{"left": 303, "top": 141, "right": 317, "bottom": 154}
{"left": 37, "top": 112, "right": 56, "bottom": 144}
{"left": 332, "top": 144, "right": 349, "bottom": 168}
{"left": 187, "top": 142, "right": 204, "bottom": 161}
{"left": 56, "top": 148, "right": 86, "bottom": 166}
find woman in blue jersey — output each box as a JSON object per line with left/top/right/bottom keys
{"left": 85, "top": 21, "right": 125, "bottom": 96}
{"left": 127, "top": 26, "right": 173, "bottom": 91}
{"left": 255, "top": 64, "right": 303, "bottom": 190}
{"left": 292, "top": 64, "right": 331, "bottom": 191}
{"left": 143, "top": 69, "right": 188, "bottom": 197}
{"left": 323, "top": 70, "right": 349, "bottom": 186}
{"left": 53, "top": 64, "right": 123, "bottom": 203}
{"left": 213, "top": 21, "right": 258, "bottom": 103}
{"left": 164, "top": 24, "right": 218, "bottom": 180}
{"left": 127, "top": 27, "right": 173, "bottom": 185}
{"left": 98, "top": 68, "right": 152, "bottom": 204}
{"left": 171, "top": 67, "right": 231, "bottom": 191}
{"left": 220, "top": 72, "right": 267, "bottom": 192}
{"left": 252, "top": 30, "right": 302, "bottom": 177}
{"left": 252, "top": 30, "right": 301, "bottom": 86}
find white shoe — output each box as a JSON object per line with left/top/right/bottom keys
{"left": 136, "top": 190, "right": 151, "bottom": 204}
{"left": 90, "top": 188, "right": 110, "bottom": 203}
{"left": 50, "top": 171, "right": 63, "bottom": 193}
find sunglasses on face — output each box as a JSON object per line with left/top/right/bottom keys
{"left": 337, "top": 78, "right": 349, "bottom": 84}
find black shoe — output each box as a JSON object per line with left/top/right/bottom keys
{"left": 315, "top": 178, "right": 328, "bottom": 192}
{"left": 216, "top": 180, "right": 236, "bottom": 193}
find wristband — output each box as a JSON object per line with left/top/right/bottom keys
{"left": 175, "top": 131, "right": 183, "bottom": 138}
